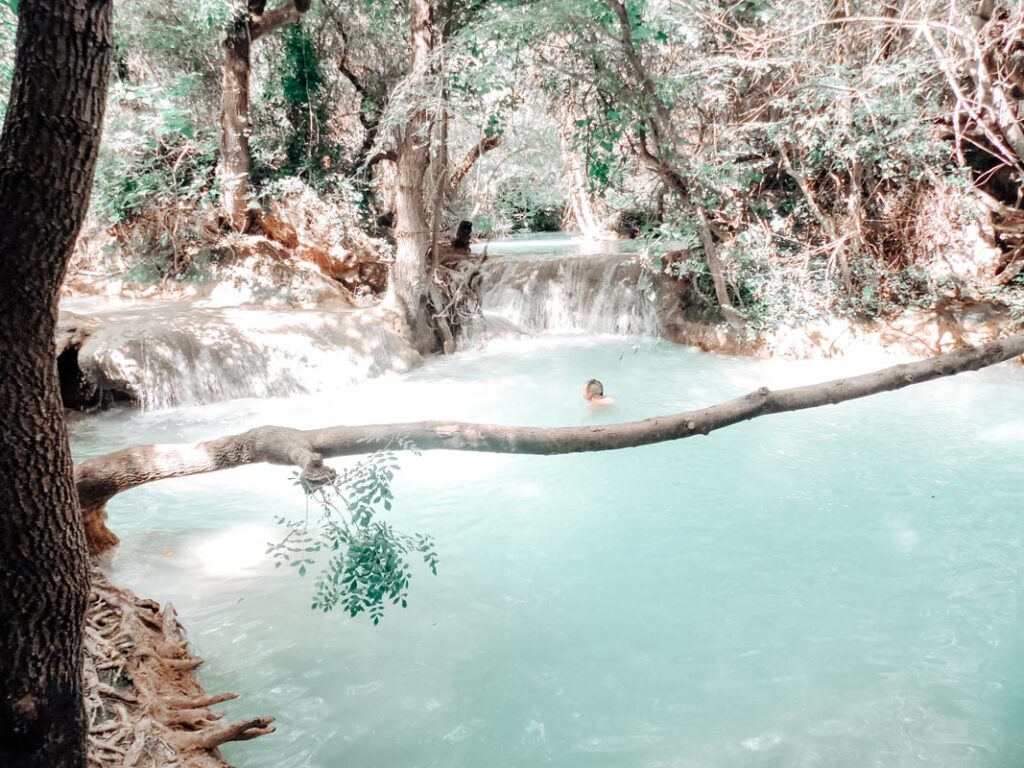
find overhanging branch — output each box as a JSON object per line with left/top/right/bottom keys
{"left": 447, "top": 134, "right": 503, "bottom": 196}
{"left": 76, "top": 333, "right": 1024, "bottom": 555}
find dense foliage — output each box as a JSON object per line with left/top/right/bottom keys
{"left": 1, "top": 0, "right": 1018, "bottom": 322}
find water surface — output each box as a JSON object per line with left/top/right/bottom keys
{"left": 70, "top": 335, "right": 1024, "bottom": 768}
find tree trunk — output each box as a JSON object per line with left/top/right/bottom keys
{"left": 559, "top": 107, "right": 609, "bottom": 236}
{"left": 693, "top": 208, "right": 744, "bottom": 326}
{"left": 75, "top": 332, "right": 1024, "bottom": 556}
{"left": 428, "top": 89, "right": 457, "bottom": 353}
{"left": 331, "top": 11, "right": 390, "bottom": 178}
{"left": 603, "top": 0, "right": 740, "bottom": 324}
{"left": 219, "top": 18, "right": 254, "bottom": 233}
{"left": 384, "top": 0, "right": 436, "bottom": 348}
{"left": 0, "top": 2, "right": 112, "bottom": 767}
{"left": 563, "top": 147, "right": 603, "bottom": 235}
{"left": 389, "top": 138, "right": 433, "bottom": 345}
{"left": 218, "top": 1, "right": 307, "bottom": 233}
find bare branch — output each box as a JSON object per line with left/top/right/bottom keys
{"left": 447, "top": 134, "right": 503, "bottom": 196}
{"left": 777, "top": 143, "right": 853, "bottom": 295}
{"left": 367, "top": 149, "right": 398, "bottom": 167}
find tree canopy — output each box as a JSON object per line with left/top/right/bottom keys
{"left": 0, "top": 0, "right": 1002, "bottom": 338}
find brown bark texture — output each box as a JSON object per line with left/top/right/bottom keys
{"left": 385, "top": 0, "right": 437, "bottom": 349}
{"left": 219, "top": 1, "right": 307, "bottom": 233}
{"left": 75, "top": 333, "right": 1024, "bottom": 556}
{"left": 219, "top": 20, "right": 254, "bottom": 233}
{"left": 0, "top": 2, "right": 112, "bottom": 767}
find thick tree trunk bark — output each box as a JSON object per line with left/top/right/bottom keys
{"left": 389, "top": 144, "right": 432, "bottom": 335}
{"left": 218, "top": 18, "right": 251, "bottom": 234}
{"left": 75, "top": 332, "right": 1024, "bottom": 556}
{"left": 428, "top": 94, "right": 457, "bottom": 353}
{"left": 219, "top": 19, "right": 254, "bottom": 233}
{"left": 0, "top": 2, "right": 112, "bottom": 767}
{"left": 218, "top": 1, "right": 307, "bottom": 233}
{"left": 384, "top": 0, "right": 437, "bottom": 348}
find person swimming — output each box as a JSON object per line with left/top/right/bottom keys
{"left": 583, "top": 378, "right": 615, "bottom": 408}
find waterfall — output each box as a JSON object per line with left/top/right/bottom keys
{"left": 479, "top": 254, "right": 663, "bottom": 337}
{"left": 60, "top": 238, "right": 670, "bottom": 409}
{"left": 68, "top": 303, "right": 419, "bottom": 410}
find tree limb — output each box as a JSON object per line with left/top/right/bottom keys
{"left": 331, "top": 11, "right": 371, "bottom": 103}
{"left": 603, "top": 0, "right": 674, "bottom": 148}
{"left": 251, "top": 0, "right": 306, "bottom": 40}
{"left": 76, "top": 333, "right": 1024, "bottom": 554}
{"left": 366, "top": 149, "right": 398, "bottom": 167}
{"left": 777, "top": 143, "right": 854, "bottom": 295}
{"left": 447, "top": 134, "right": 503, "bottom": 196}
{"left": 631, "top": 134, "right": 740, "bottom": 324}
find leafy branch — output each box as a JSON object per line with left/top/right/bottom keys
{"left": 267, "top": 443, "right": 438, "bottom": 624}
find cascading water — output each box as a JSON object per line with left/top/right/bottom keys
{"left": 61, "top": 300, "right": 419, "bottom": 410}
{"left": 67, "top": 235, "right": 1024, "bottom": 768}
{"left": 479, "top": 254, "right": 663, "bottom": 337}
{"left": 62, "top": 235, "right": 668, "bottom": 409}
{"left": 74, "top": 336, "right": 1024, "bottom": 768}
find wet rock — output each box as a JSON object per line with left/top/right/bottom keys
{"left": 202, "top": 238, "right": 357, "bottom": 309}
{"left": 57, "top": 312, "right": 105, "bottom": 410}
{"left": 56, "top": 311, "right": 101, "bottom": 356}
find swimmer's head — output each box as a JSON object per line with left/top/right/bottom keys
{"left": 583, "top": 379, "right": 604, "bottom": 401}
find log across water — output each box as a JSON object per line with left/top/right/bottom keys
{"left": 75, "top": 332, "right": 1024, "bottom": 556}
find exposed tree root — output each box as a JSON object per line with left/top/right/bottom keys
{"left": 428, "top": 241, "right": 488, "bottom": 352}
{"left": 85, "top": 569, "right": 274, "bottom": 767}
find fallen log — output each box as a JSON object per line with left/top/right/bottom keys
{"left": 76, "top": 333, "right": 1024, "bottom": 555}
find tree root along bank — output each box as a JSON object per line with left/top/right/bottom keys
{"left": 75, "top": 333, "right": 1024, "bottom": 556}
{"left": 85, "top": 570, "right": 273, "bottom": 767}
